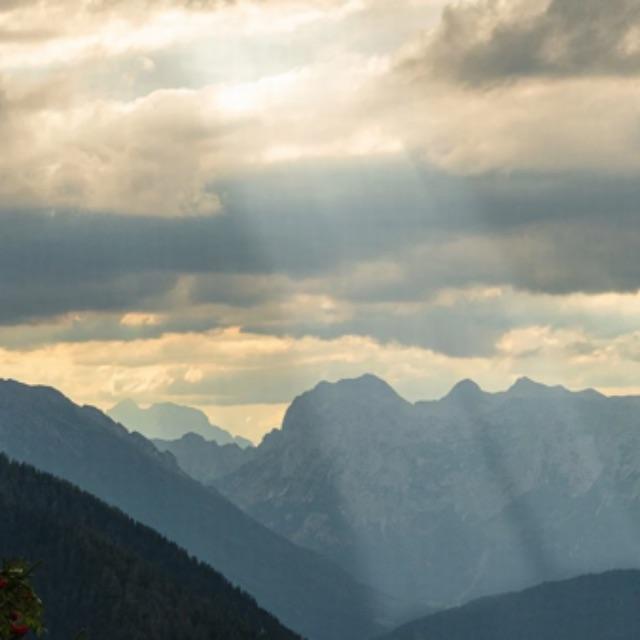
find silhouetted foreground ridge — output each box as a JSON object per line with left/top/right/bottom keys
{"left": 381, "top": 570, "right": 640, "bottom": 640}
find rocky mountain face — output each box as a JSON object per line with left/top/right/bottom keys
{"left": 381, "top": 570, "right": 640, "bottom": 640}
{"left": 153, "top": 432, "right": 255, "bottom": 484}
{"left": 0, "top": 378, "right": 385, "bottom": 640}
{"left": 109, "top": 399, "right": 252, "bottom": 447}
{"left": 216, "top": 374, "right": 640, "bottom": 615}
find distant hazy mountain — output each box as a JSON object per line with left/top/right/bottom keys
{"left": 153, "top": 433, "right": 255, "bottom": 485}
{"left": 109, "top": 399, "right": 252, "bottom": 448}
{"left": 0, "top": 378, "right": 385, "bottom": 640}
{"left": 217, "top": 373, "right": 640, "bottom": 615}
{"left": 0, "top": 453, "right": 300, "bottom": 640}
{"left": 381, "top": 570, "right": 640, "bottom": 639}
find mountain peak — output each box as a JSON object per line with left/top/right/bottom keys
{"left": 507, "top": 377, "right": 606, "bottom": 401}
{"left": 341, "top": 373, "right": 397, "bottom": 392}
{"left": 512, "top": 375, "right": 539, "bottom": 387}
{"left": 282, "top": 374, "right": 408, "bottom": 435}
{"left": 444, "top": 379, "right": 484, "bottom": 403}
{"left": 508, "top": 376, "right": 558, "bottom": 396}
{"left": 180, "top": 432, "right": 208, "bottom": 444}
{"left": 110, "top": 398, "right": 139, "bottom": 412}
{"left": 311, "top": 373, "right": 404, "bottom": 402}
{"left": 0, "top": 378, "right": 73, "bottom": 407}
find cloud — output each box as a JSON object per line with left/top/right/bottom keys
{"left": 0, "top": 0, "right": 365, "bottom": 71}
{"left": 406, "top": 0, "right": 640, "bottom": 86}
{"left": 8, "top": 0, "right": 640, "bottom": 215}
{"left": 0, "top": 45, "right": 393, "bottom": 215}
{"left": 0, "top": 272, "right": 178, "bottom": 327}
{"left": 382, "top": 1, "right": 640, "bottom": 176}
{"left": 385, "top": 72, "right": 640, "bottom": 174}
{"left": 3, "top": 160, "right": 640, "bottom": 333}
{"left": 0, "top": 80, "right": 231, "bottom": 216}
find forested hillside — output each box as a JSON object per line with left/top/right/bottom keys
{"left": 0, "top": 454, "right": 301, "bottom": 640}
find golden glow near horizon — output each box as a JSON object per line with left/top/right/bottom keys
{"left": 2, "top": 0, "right": 640, "bottom": 440}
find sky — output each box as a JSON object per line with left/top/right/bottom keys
{"left": 2, "top": 0, "right": 640, "bottom": 441}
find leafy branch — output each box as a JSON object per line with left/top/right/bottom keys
{"left": 0, "top": 560, "right": 86, "bottom": 640}
{"left": 0, "top": 560, "right": 44, "bottom": 638}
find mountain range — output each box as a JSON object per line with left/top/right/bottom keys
{"left": 212, "top": 373, "right": 640, "bottom": 617}
{"left": 0, "top": 378, "right": 384, "bottom": 640}
{"left": 6, "top": 371, "right": 640, "bottom": 637}
{"left": 0, "top": 453, "right": 300, "bottom": 640}
{"left": 109, "top": 399, "right": 252, "bottom": 447}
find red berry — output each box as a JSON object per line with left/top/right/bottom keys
{"left": 9, "top": 623, "right": 29, "bottom": 637}
{"left": 9, "top": 611, "right": 20, "bottom": 622}
{"left": 0, "top": 578, "right": 7, "bottom": 589}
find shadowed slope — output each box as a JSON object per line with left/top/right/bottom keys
{"left": 0, "top": 454, "right": 301, "bottom": 640}
{"left": 381, "top": 570, "right": 640, "bottom": 640}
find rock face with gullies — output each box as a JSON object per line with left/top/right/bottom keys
{"left": 217, "top": 373, "right": 640, "bottom": 617}
{"left": 0, "top": 378, "right": 385, "bottom": 640}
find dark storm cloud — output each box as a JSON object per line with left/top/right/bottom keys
{"left": 242, "top": 217, "right": 640, "bottom": 358}
{"left": 0, "top": 270, "right": 178, "bottom": 326}
{"left": 2, "top": 160, "right": 640, "bottom": 329}
{"left": 245, "top": 303, "right": 508, "bottom": 358}
{"left": 409, "top": 0, "right": 640, "bottom": 85}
